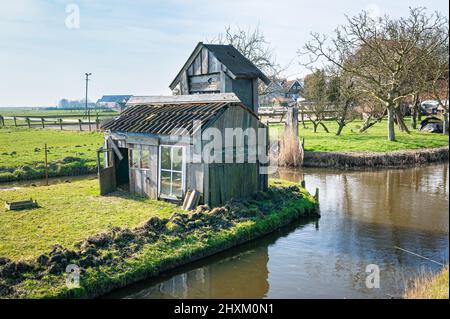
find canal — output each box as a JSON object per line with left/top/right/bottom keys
{"left": 107, "top": 163, "right": 449, "bottom": 299}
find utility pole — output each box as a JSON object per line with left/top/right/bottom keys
{"left": 85, "top": 73, "right": 92, "bottom": 130}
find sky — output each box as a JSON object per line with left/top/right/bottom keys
{"left": 0, "top": 0, "right": 448, "bottom": 107}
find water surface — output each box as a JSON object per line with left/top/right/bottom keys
{"left": 107, "top": 163, "right": 449, "bottom": 299}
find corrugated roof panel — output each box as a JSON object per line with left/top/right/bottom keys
{"left": 102, "top": 101, "right": 232, "bottom": 136}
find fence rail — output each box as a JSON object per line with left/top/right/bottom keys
{"left": 0, "top": 112, "right": 116, "bottom": 131}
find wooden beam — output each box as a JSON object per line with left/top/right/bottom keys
{"left": 127, "top": 93, "right": 240, "bottom": 105}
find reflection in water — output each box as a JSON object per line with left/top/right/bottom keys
{"left": 108, "top": 163, "right": 449, "bottom": 299}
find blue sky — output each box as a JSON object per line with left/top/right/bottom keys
{"left": 0, "top": 0, "right": 448, "bottom": 107}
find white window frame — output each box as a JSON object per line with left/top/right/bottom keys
{"left": 129, "top": 145, "right": 151, "bottom": 171}
{"left": 158, "top": 145, "right": 186, "bottom": 200}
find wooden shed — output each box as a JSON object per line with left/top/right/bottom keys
{"left": 99, "top": 43, "right": 270, "bottom": 207}
{"left": 169, "top": 42, "right": 271, "bottom": 114}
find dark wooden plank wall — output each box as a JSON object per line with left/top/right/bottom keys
{"left": 203, "top": 105, "right": 267, "bottom": 206}
{"left": 207, "top": 163, "right": 258, "bottom": 207}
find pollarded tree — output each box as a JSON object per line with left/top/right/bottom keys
{"left": 302, "top": 7, "right": 448, "bottom": 141}
{"left": 423, "top": 30, "right": 449, "bottom": 134}
{"left": 302, "top": 69, "right": 332, "bottom": 133}
{"left": 327, "top": 70, "right": 359, "bottom": 135}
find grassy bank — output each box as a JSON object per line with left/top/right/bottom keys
{"left": 404, "top": 266, "right": 449, "bottom": 299}
{"left": 0, "top": 127, "right": 103, "bottom": 182}
{"left": 0, "top": 179, "right": 176, "bottom": 261}
{"left": 269, "top": 119, "right": 449, "bottom": 152}
{"left": 0, "top": 179, "right": 318, "bottom": 298}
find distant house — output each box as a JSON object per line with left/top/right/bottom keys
{"left": 99, "top": 42, "right": 269, "bottom": 207}
{"left": 281, "top": 79, "right": 302, "bottom": 100}
{"left": 97, "top": 95, "right": 133, "bottom": 111}
{"left": 259, "top": 78, "right": 302, "bottom": 108}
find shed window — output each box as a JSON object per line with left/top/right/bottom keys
{"left": 159, "top": 145, "right": 185, "bottom": 199}
{"left": 129, "top": 146, "right": 150, "bottom": 170}
{"left": 130, "top": 148, "right": 139, "bottom": 168}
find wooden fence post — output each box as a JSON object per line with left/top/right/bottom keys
{"left": 26, "top": 117, "right": 31, "bottom": 128}
{"left": 13, "top": 116, "right": 17, "bottom": 127}
{"left": 41, "top": 117, "right": 45, "bottom": 128}
{"left": 59, "top": 118, "right": 63, "bottom": 130}
{"left": 0, "top": 115, "right": 4, "bottom": 127}
{"left": 88, "top": 109, "right": 91, "bottom": 131}
{"left": 44, "top": 144, "right": 49, "bottom": 186}
{"left": 78, "top": 119, "right": 83, "bottom": 131}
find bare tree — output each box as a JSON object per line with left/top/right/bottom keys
{"left": 327, "top": 70, "right": 359, "bottom": 135}
{"left": 302, "top": 7, "right": 448, "bottom": 141}
{"left": 210, "top": 25, "right": 284, "bottom": 94}
{"left": 302, "top": 70, "right": 331, "bottom": 133}
{"left": 358, "top": 97, "right": 387, "bottom": 133}
{"left": 424, "top": 30, "right": 449, "bottom": 134}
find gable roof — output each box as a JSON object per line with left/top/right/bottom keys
{"left": 203, "top": 44, "right": 270, "bottom": 84}
{"left": 169, "top": 42, "right": 270, "bottom": 89}
{"left": 97, "top": 95, "right": 133, "bottom": 103}
{"left": 282, "top": 79, "right": 301, "bottom": 92}
{"left": 102, "top": 100, "right": 253, "bottom": 136}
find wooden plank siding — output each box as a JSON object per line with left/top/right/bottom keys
{"left": 202, "top": 105, "right": 265, "bottom": 206}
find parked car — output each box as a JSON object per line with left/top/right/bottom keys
{"left": 420, "top": 100, "right": 440, "bottom": 115}
{"left": 419, "top": 116, "right": 444, "bottom": 133}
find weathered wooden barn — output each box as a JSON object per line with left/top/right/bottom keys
{"left": 99, "top": 43, "right": 269, "bottom": 207}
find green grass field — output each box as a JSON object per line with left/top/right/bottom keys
{"left": 0, "top": 117, "right": 448, "bottom": 183}
{"left": 0, "top": 179, "right": 177, "bottom": 261}
{"left": 0, "top": 127, "right": 103, "bottom": 182}
{"left": 0, "top": 108, "right": 117, "bottom": 117}
{"left": 270, "top": 119, "right": 449, "bottom": 152}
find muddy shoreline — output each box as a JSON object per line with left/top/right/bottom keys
{"left": 302, "top": 146, "right": 449, "bottom": 170}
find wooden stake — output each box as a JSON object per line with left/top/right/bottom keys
{"left": 88, "top": 109, "right": 91, "bottom": 131}
{"left": 44, "top": 144, "right": 49, "bottom": 186}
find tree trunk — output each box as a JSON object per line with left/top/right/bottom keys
{"left": 394, "top": 106, "right": 410, "bottom": 134}
{"left": 411, "top": 95, "right": 420, "bottom": 130}
{"left": 312, "top": 121, "right": 319, "bottom": 133}
{"left": 320, "top": 122, "right": 330, "bottom": 133}
{"left": 336, "top": 122, "right": 345, "bottom": 136}
{"left": 387, "top": 105, "right": 396, "bottom": 141}
{"left": 443, "top": 107, "right": 449, "bottom": 135}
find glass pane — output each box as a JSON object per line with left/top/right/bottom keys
{"left": 161, "top": 147, "right": 171, "bottom": 170}
{"left": 172, "top": 172, "right": 183, "bottom": 197}
{"left": 141, "top": 149, "right": 150, "bottom": 169}
{"left": 160, "top": 171, "right": 171, "bottom": 196}
{"left": 172, "top": 147, "right": 183, "bottom": 171}
{"left": 130, "top": 149, "right": 139, "bottom": 168}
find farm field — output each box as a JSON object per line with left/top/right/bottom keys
{"left": 269, "top": 118, "right": 449, "bottom": 152}
{"left": 0, "top": 108, "right": 118, "bottom": 117}
{"left": 0, "top": 127, "right": 103, "bottom": 182}
{"left": 0, "top": 117, "right": 448, "bottom": 182}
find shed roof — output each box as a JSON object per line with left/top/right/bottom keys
{"left": 101, "top": 101, "right": 245, "bottom": 136}
{"left": 203, "top": 44, "right": 270, "bottom": 83}
{"left": 169, "top": 42, "right": 270, "bottom": 89}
